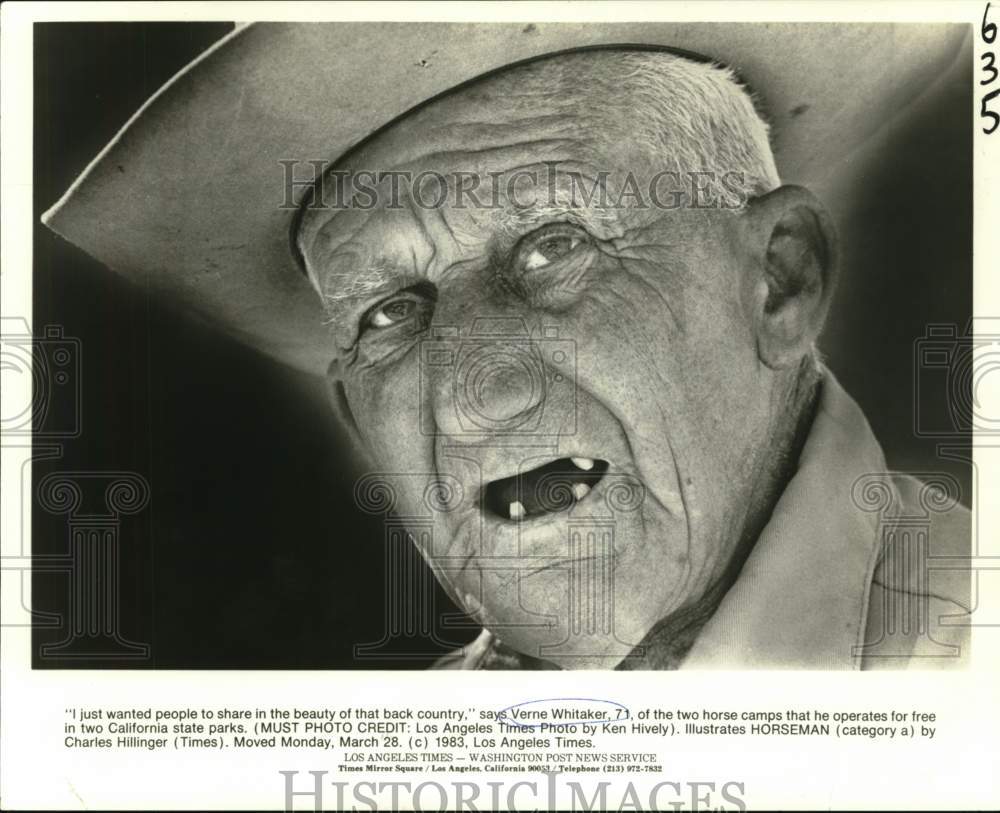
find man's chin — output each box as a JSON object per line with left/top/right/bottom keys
{"left": 491, "top": 630, "right": 638, "bottom": 671}
{"left": 469, "top": 565, "right": 650, "bottom": 670}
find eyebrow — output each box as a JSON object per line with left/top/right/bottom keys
{"left": 494, "top": 196, "right": 619, "bottom": 239}
{"left": 318, "top": 259, "right": 401, "bottom": 318}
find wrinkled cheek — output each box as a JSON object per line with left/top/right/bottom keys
{"left": 613, "top": 509, "right": 690, "bottom": 618}
{"left": 346, "top": 365, "right": 436, "bottom": 515}
{"left": 422, "top": 503, "right": 479, "bottom": 588}
{"left": 348, "top": 363, "right": 419, "bottom": 462}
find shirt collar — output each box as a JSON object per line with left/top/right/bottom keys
{"left": 681, "top": 368, "right": 889, "bottom": 670}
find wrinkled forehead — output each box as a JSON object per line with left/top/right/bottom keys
{"left": 313, "top": 48, "right": 632, "bottom": 180}
{"left": 293, "top": 51, "right": 661, "bottom": 265}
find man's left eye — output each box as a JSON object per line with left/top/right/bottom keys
{"left": 516, "top": 225, "right": 589, "bottom": 272}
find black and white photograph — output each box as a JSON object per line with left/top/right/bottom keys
{"left": 29, "top": 18, "right": 975, "bottom": 670}
{"left": 3, "top": 3, "right": 998, "bottom": 810}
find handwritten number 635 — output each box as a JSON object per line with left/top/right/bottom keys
{"left": 984, "top": 2, "right": 999, "bottom": 134}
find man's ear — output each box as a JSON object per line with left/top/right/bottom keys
{"left": 325, "top": 358, "right": 368, "bottom": 457}
{"left": 742, "top": 185, "right": 839, "bottom": 369}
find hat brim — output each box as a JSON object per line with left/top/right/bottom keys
{"left": 42, "top": 22, "right": 968, "bottom": 375}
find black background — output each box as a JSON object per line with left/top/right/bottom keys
{"left": 31, "top": 23, "right": 972, "bottom": 668}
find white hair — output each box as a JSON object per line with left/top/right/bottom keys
{"left": 621, "top": 51, "right": 779, "bottom": 196}
{"left": 511, "top": 49, "right": 781, "bottom": 203}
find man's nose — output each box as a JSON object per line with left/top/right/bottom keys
{"left": 422, "top": 318, "right": 552, "bottom": 438}
{"left": 457, "top": 340, "right": 547, "bottom": 429}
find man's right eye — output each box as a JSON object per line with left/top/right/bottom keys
{"left": 366, "top": 297, "right": 416, "bottom": 329}
{"left": 357, "top": 282, "right": 437, "bottom": 338}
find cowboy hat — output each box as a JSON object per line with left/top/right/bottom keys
{"left": 42, "top": 22, "right": 968, "bottom": 375}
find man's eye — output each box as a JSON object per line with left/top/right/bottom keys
{"left": 357, "top": 282, "right": 437, "bottom": 339}
{"left": 516, "top": 226, "right": 589, "bottom": 272}
{"left": 366, "top": 298, "right": 416, "bottom": 329}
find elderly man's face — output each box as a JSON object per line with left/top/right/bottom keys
{"left": 300, "top": 62, "right": 829, "bottom": 668}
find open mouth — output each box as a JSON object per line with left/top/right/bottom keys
{"left": 483, "top": 457, "right": 610, "bottom": 522}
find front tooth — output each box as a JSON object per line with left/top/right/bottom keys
{"left": 571, "top": 456, "right": 595, "bottom": 471}
{"left": 572, "top": 482, "right": 591, "bottom": 501}
{"left": 509, "top": 500, "right": 526, "bottom": 521}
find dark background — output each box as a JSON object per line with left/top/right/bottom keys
{"left": 31, "top": 23, "right": 972, "bottom": 669}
